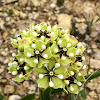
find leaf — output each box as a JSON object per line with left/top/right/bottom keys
{"left": 78, "top": 89, "right": 87, "bottom": 99}
{"left": 39, "top": 88, "right": 44, "bottom": 100}
{"left": 51, "top": 88, "right": 63, "bottom": 94}
{"left": 44, "top": 87, "right": 51, "bottom": 100}
{"left": 85, "top": 70, "right": 100, "bottom": 81}
{"left": 39, "top": 88, "right": 51, "bottom": 100}
{"left": 95, "top": 17, "right": 100, "bottom": 23}
{"left": 0, "top": 93, "right": 4, "bottom": 100}
{"left": 20, "top": 93, "right": 35, "bottom": 100}
{"left": 71, "top": 94, "right": 75, "bottom": 100}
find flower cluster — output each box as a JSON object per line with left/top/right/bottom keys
{"left": 8, "top": 23, "right": 86, "bottom": 94}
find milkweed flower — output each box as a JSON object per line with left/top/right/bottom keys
{"left": 8, "top": 22, "right": 86, "bottom": 94}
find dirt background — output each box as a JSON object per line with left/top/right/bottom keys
{"left": 0, "top": 0, "right": 100, "bottom": 100}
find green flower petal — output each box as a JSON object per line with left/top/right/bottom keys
{"left": 25, "top": 58, "right": 37, "bottom": 67}
{"left": 34, "top": 67, "right": 47, "bottom": 74}
{"left": 20, "top": 30, "right": 29, "bottom": 37}
{"left": 57, "top": 38, "right": 67, "bottom": 47}
{"left": 42, "top": 47, "right": 52, "bottom": 59}
{"left": 15, "top": 54, "right": 25, "bottom": 63}
{"left": 67, "top": 84, "right": 78, "bottom": 94}
{"left": 61, "top": 57, "right": 72, "bottom": 66}
{"left": 24, "top": 69, "right": 32, "bottom": 80}
{"left": 76, "top": 75, "right": 85, "bottom": 82}
{"left": 54, "top": 65, "right": 67, "bottom": 75}
{"left": 35, "top": 40, "right": 46, "bottom": 51}
{"left": 24, "top": 46, "right": 34, "bottom": 57}
{"left": 67, "top": 47, "right": 77, "bottom": 56}
{"left": 52, "top": 77, "right": 63, "bottom": 89}
{"left": 48, "top": 58, "right": 55, "bottom": 70}
{"left": 11, "top": 39, "right": 18, "bottom": 48}
{"left": 68, "top": 67, "right": 77, "bottom": 73}
{"left": 50, "top": 42, "right": 59, "bottom": 54}
{"left": 12, "top": 76, "right": 24, "bottom": 82}
{"left": 9, "top": 64, "right": 17, "bottom": 72}
{"left": 38, "top": 76, "right": 49, "bottom": 88}
{"left": 66, "top": 35, "right": 78, "bottom": 46}
{"left": 38, "top": 58, "right": 49, "bottom": 68}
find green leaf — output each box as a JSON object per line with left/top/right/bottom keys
{"left": 85, "top": 70, "right": 100, "bottom": 81}
{"left": 44, "top": 87, "right": 51, "bottom": 100}
{"left": 0, "top": 93, "right": 4, "bottom": 100}
{"left": 51, "top": 88, "right": 63, "bottom": 94}
{"left": 71, "top": 94, "right": 75, "bottom": 100}
{"left": 20, "top": 93, "right": 35, "bottom": 100}
{"left": 78, "top": 89, "right": 87, "bottom": 99}
{"left": 39, "top": 88, "right": 51, "bottom": 100}
{"left": 39, "top": 88, "right": 44, "bottom": 100}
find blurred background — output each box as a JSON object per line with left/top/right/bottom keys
{"left": 0, "top": 0, "right": 100, "bottom": 100}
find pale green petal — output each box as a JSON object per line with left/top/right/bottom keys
{"left": 12, "top": 76, "right": 24, "bottom": 82}
{"left": 54, "top": 65, "right": 67, "bottom": 75}
{"left": 57, "top": 38, "right": 67, "bottom": 47}
{"left": 67, "top": 84, "right": 78, "bottom": 94}
{"left": 25, "top": 58, "right": 37, "bottom": 67}
{"left": 48, "top": 58, "right": 55, "bottom": 70}
{"left": 76, "top": 75, "right": 85, "bottom": 82}
{"left": 61, "top": 57, "right": 72, "bottom": 66}
{"left": 38, "top": 58, "right": 49, "bottom": 68}
{"left": 34, "top": 67, "right": 47, "bottom": 74}
{"left": 42, "top": 47, "right": 52, "bottom": 59}
{"left": 52, "top": 77, "right": 63, "bottom": 89}
{"left": 35, "top": 40, "right": 46, "bottom": 51}
{"left": 38, "top": 76, "right": 49, "bottom": 88}
{"left": 24, "top": 46, "right": 34, "bottom": 57}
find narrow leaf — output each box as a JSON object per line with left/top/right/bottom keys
{"left": 44, "top": 87, "right": 51, "bottom": 100}
{"left": 85, "top": 70, "right": 100, "bottom": 81}
{"left": 0, "top": 93, "right": 4, "bottom": 100}
{"left": 71, "top": 94, "right": 75, "bottom": 100}
{"left": 39, "top": 88, "right": 44, "bottom": 100}
{"left": 20, "top": 93, "right": 35, "bottom": 100}
{"left": 78, "top": 89, "right": 87, "bottom": 99}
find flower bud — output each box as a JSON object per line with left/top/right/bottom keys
{"left": 39, "top": 74, "right": 44, "bottom": 79}
{"left": 12, "top": 71, "right": 17, "bottom": 75}
{"left": 77, "top": 82, "right": 82, "bottom": 86}
{"left": 42, "top": 45, "right": 46, "bottom": 50}
{"left": 50, "top": 32, "right": 54, "bottom": 36}
{"left": 34, "top": 59, "right": 38, "bottom": 64}
{"left": 41, "top": 36, "right": 45, "bottom": 41}
{"left": 58, "top": 40, "right": 62, "bottom": 45}
{"left": 32, "top": 32, "right": 37, "bottom": 37}
{"left": 69, "top": 53, "right": 74, "bottom": 57}
{"left": 78, "top": 73, "right": 81, "bottom": 76}
{"left": 58, "top": 74, "right": 63, "bottom": 79}
{"left": 32, "top": 44, "right": 36, "bottom": 49}
{"left": 24, "top": 66, "right": 29, "bottom": 70}
{"left": 75, "top": 62, "right": 82, "bottom": 67}
{"left": 55, "top": 63, "right": 60, "bottom": 68}
{"left": 43, "top": 54, "right": 48, "bottom": 59}
{"left": 54, "top": 48, "right": 58, "bottom": 53}
{"left": 64, "top": 80, "right": 69, "bottom": 85}
{"left": 27, "top": 53, "right": 32, "bottom": 57}
{"left": 69, "top": 71, "right": 74, "bottom": 76}
{"left": 49, "top": 81, "right": 54, "bottom": 87}
{"left": 82, "top": 56, "right": 85, "bottom": 60}
{"left": 19, "top": 74, "right": 23, "bottom": 78}
{"left": 67, "top": 43, "right": 71, "bottom": 48}
{"left": 70, "top": 86, "right": 74, "bottom": 91}
{"left": 13, "top": 61, "right": 17, "bottom": 65}
{"left": 8, "top": 63, "right": 12, "bottom": 66}
{"left": 20, "top": 58, "right": 24, "bottom": 62}
{"left": 47, "top": 26, "right": 51, "bottom": 31}
{"left": 61, "top": 56, "right": 66, "bottom": 60}
{"left": 12, "top": 53, "right": 16, "bottom": 57}
{"left": 83, "top": 65, "right": 86, "bottom": 69}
